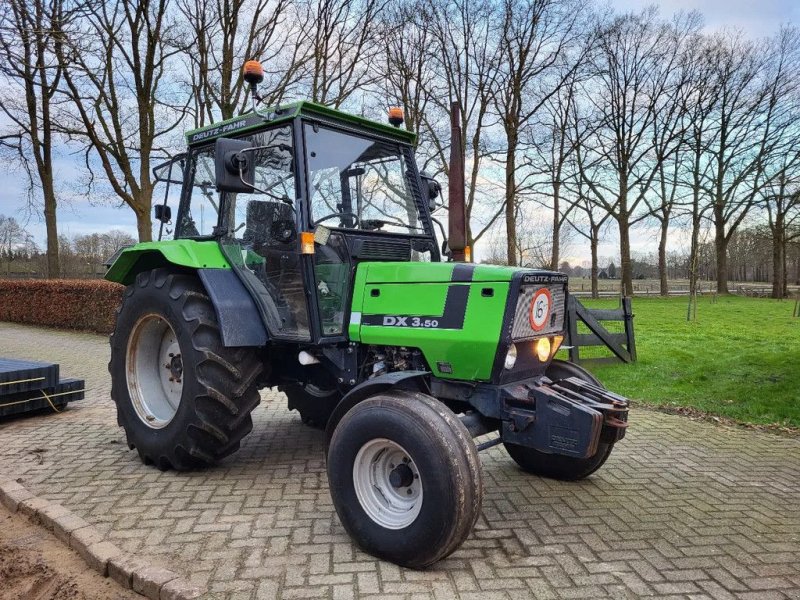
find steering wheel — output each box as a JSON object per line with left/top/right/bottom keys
{"left": 313, "top": 212, "right": 360, "bottom": 228}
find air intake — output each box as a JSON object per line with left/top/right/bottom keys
{"left": 350, "top": 238, "right": 411, "bottom": 261}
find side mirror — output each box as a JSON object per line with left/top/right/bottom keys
{"left": 420, "top": 172, "right": 442, "bottom": 212}
{"left": 154, "top": 204, "right": 171, "bottom": 223}
{"left": 215, "top": 137, "right": 255, "bottom": 193}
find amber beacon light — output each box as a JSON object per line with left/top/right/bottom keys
{"left": 388, "top": 106, "right": 404, "bottom": 127}
{"left": 243, "top": 60, "right": 264, "bottom": 84}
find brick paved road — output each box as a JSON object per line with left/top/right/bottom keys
{"left": 1, "top": 321, "right": 799, "bottom": 600}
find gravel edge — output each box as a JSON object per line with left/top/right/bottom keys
{"left": 0, "top": 477, "right": 205, "bottom": 600}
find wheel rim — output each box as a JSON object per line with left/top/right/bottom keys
{"left": 353, "top": 438, "right": 423, "bottom": 529}
{"left": 126, "top": 313, "right": 183, "bottom": 429}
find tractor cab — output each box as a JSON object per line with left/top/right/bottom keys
{"left": 166, "top": 102, "right": 440, "bottom": 345}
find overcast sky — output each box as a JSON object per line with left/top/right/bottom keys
{"left": 611, "top": 0, "right": 799, "bottom": 37}
{"left": 0, "top": 0, "right": 797, "bottom": 264}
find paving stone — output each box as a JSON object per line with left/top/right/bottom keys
{"left": 17, "top": 495, "right": 52, "bottom": 518}
{"left": 1, "top": 321, "right": 799, "bottom": 600}
{"left": 33, "top": 501, "right": 72, "bottom": 531}
{"left": 133, "top": 566, "right": 179, "bottom": 599}
{"left": 159, "top": 578, "right": 205, "bottom": 600}
{"left": 52, "top": 513, "right": 91, "bottom": 544}
{"left": 109, "top": 553, "right": 150, "bottom": 589}
{"left": 0, "top": 482, "right": 33, "bottom": 512}
{"left": 69, "top": 525, "right": 104, "bottom": 556}
{"left": 82, "top": 540, "right": 122, "bottom": 576}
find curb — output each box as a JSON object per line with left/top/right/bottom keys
{"left": 0, "top": 477, "right": 205, "bottom": 600}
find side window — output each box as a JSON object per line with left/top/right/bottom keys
{"left": 179, "top": 148, "right": 219, "bottom": 237}
{"left": 151, "top": 155, "right": 185, "bottom": 241}
{"left": 230, "top": 127, "right": 297, "bottom": 243}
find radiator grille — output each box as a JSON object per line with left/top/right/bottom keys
{"left": 511, "top": 284, "right": 566, "bottom": 340}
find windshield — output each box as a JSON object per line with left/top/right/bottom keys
{"left": 304, "top": 124, "right": 423, "bottom": 234}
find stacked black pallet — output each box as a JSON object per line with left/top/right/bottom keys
{"left": 0, "top": 358, "right": 85, "bottom": 418}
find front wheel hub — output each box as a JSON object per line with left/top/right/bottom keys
{"left": 353, "top": 439, "right": 422, "bottom": 529}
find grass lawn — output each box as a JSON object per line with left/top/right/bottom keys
{"left": 569, "top": 295, "right": 800, "bottom": 428}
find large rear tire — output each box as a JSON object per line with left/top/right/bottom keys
{"left": 326, "top": 390, "right": 483, "bottom": 568}
{"left": 503, "top": 360, "right": 614, "bottom": 481}
{"left": 109, "top": 268, "right": 263, "bottom": 471}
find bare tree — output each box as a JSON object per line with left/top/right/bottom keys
{"left": 523, "top": 66, "right": 584, "bottom": 269}
{"left": 295, "top": 0, "right": 385, "bottom": 108}
{"left": 642, "top": 17, "right": 700, "bottom": 295}
{"left": 420, "top": 0, "right": 504, "bottom": 251}
{"left": 54, "top": 0, "right": 190, "bottom": 241}
{"left": 378, "top": 1, "right": 438, "bottom": 140}
{"left": 566, "top": 191, "right": 612, "bottom": 298}
{"left": 0, "top": 214, "right": 37, "bottom": 276}
{"left": 750, "top": 27, "right": 800, "bottom": 298}
{"left": 492, "top": 0, "right": 590, "bottom": 266}
{"left": 577, "top": 8, "right": 697, "bottom": 295}
{"left": 680, "top": 32, "right": 720, "bottom": 301}
{"left": 0, "top": 0, "right": 81, "bottom": 277}
{"left": 179, "top": 0, "right": 303, "bottom": 125}
{"left": 700, "top": 30, "right": 780, "bottom": 293}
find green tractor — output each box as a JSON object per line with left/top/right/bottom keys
{"left": 105, "top": 64, "right": 628, "bottom": 568}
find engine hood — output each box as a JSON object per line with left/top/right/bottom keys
{"left": 349, "top": 261, "right": 568, "bottom": 382}
{"left": 359, "top": 261, "right": 563, "bottom": 285}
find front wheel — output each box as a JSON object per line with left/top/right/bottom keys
{"left": 326, "top": 390, "right": 483, "bottom": 568}
{"left": 504, "top": 360, "right": 615, "bottom": 481}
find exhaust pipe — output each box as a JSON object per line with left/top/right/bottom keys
{"left": 448, "top": 101, "right": 468, "bottom": 262}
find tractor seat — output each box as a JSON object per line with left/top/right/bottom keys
{"left": 242, "top": 199, "right": 295, "bottom": 250}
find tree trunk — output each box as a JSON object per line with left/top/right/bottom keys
{"left": 782, "top": 238, "right": 788, "bottom": 297}
{"left": 713, "top": 202, "right": 729, "bottom": 294}
{"left": 618, "top": 215, "right": 633, "bottom": 296}
{"left": 794, "top": 253, "right": 800, "bottom": 286}
{"left": 590, "top": 228, "right": 599, "bottom": 299}
{"left": 688, "top": 213, "right": 700, "bottom": 298}
{"left": 658, "top": 217, "right": 668, "bottom": 296}
{"left": 134, "top": 194, "right": 153, "bottom": 242}
{"left": 771, "top": 232, "right": 783, "bottom": 299}
{"left": 41, "top": 174, "right": 60, "bottom": 278}
{"left": 504, "top": 140, "right": 517, "bottom": 266}
{"left": 550, "top": 182, "right": 560, "bottom": 270}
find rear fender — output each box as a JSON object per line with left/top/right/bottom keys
{"left": 104, "top": 241, "right": 230, "bottom": 285}
{"left": 104, "top": 242, "right": 267, "bottom": 348}
{"left": 197, "top": 269, "right": 268, "bottom": 347}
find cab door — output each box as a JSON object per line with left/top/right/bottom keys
{"left": 218, "top": 125, "right": 312, "bottom": 341}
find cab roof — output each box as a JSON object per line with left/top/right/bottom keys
{"left": 185, "top": 101, "right": 417, "bottom": 147}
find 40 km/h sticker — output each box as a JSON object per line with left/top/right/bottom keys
{"left": 529, "top": 288, "right": 552, "bottom": 331}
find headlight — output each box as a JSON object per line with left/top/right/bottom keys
{"left": 504, "top": 343, "right": 517, "bottom": 370}
{"left": 534, "top": 337, "right": 551, "bottom": 362}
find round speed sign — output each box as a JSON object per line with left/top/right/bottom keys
{"left": 528, "top": 288, "right": 552, "bottom": 332}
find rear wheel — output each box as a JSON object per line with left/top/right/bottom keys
{"left": 327, "top": 390, "right": 482, "bottom": 568}
{"left": 109, "top": 268, "right": 263, "bottom": 470}
{"left": 504, "top": 360, "right": 614, "bottom": 481}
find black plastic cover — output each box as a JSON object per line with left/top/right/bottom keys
{"left": 0, "top": 358, "right": 59, "bottom": 397}
{"left": 198, "top": 269, "right": 268, "bottom": 347}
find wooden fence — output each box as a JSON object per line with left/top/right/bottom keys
{"left": 565, "top": 296, "right": 636, "bottom": 364}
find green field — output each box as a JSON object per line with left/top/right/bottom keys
{"left": 570, "top": 296, "right": 800, "bottom": 428}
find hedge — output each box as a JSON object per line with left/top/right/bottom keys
{"left": 0, "top": 279, "right": 123, "bottom": 334}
